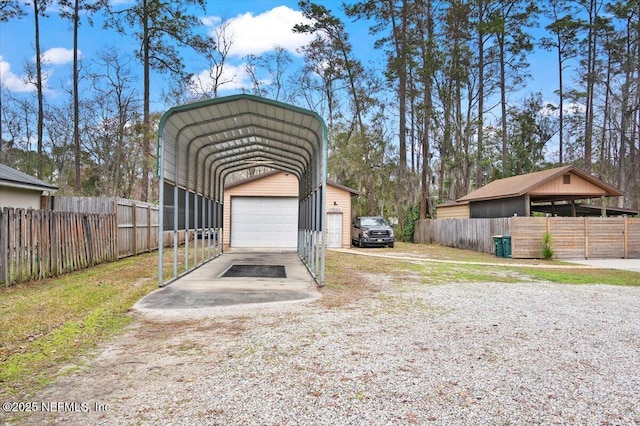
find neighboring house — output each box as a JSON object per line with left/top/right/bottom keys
{"left": 0, "top": 163, "right": 58, "bottom": 209}
{"left": 437, "top": 165, "right": 633, "bottom": 219}
{"left": 223, "top": 171, "right": 358, "bottom": 249}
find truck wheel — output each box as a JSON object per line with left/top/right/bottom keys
{"left": 358, "top": 237, "right": 365, "bottom": 248}
{"left": 388, "top": 243, "right": 394, "bottom": 248}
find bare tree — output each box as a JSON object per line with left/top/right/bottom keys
{"left": 190, "top": 19, "right": 234, "bottom": 99}
{"left": 58, "top": 0, "right": 105, "bottom": 192}
{"left": 0, "top": 2, "right": 26, "bottom": 164}
{"left": 85, "top": 48, "right": 142, "bottom": 197}
{"left": 244, "top": 46, "right": 293, "bottom": 101}
{"left": 105, "top": 0, "right": 210, "bottom": 201}
{"left": 29, "top": 0, "right": 53, "bottom": 179}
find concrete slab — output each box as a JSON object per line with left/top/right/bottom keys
{"left": 565, "top": 258, "right": 640, "bottom": 273}
{"left": 135, "top": 251, "right": 320, "bottom": 313}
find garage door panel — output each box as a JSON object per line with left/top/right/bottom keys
{"left": 231, "top": 197, "right": 298, "bottom": 248}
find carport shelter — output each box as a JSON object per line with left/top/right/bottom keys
{"left": 436, "top": 165, "right": 627, "bottom": 219}
{"left": 157, "top": 95, "right": 327, "bottom": 287}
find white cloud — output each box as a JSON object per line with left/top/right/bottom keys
{"left": 40, "top": 47, "right": 77, "bottom": 65}
{"left": 0, "top": 56, "right": 33, "bottom": 92}
{"left": 189, "top": 62, "right": 254, "bottom": 94}
{"left": 206, "top": 6, "right": 315, "bottom": 58}
{"left": 541, "top": 100, "right": 586, "bottom": 117}
{"left": 201, "top": 16, "right": 221, "bottom": 27}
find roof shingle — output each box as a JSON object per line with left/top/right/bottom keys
{"left": 0, "top": 163, "right": 59, "bottom": 191}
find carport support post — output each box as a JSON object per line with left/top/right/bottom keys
{"left": 320, "top": 181, "right": 326, "bottom": 284}
{"left": 311, "top": 189, "right": 317, "bottom": 275}
{"left": 158, "top": 140, "right": 165, "bottom": 287}
{"left": 173, "top": 184, "right": 179, "bottom": 278}
{"left": 185, "top": 189, "right": 189, "bottom": 271}
{"left": 194, "top": 193, "right": 198, "bottom": 267}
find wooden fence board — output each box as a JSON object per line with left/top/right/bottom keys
{"left": 1, "top": 197, "right": 177, "bottom": 286}
{"left": 55, "top": 196, "right": 160, "bottom": 258}
{"left": 415, "top": 216, "right": 640, "bottom": 259}
{"left": 0, "top": 207, "right": 117, "bottom": 287}
{"left": 511, "top": 217, "right": 547, "bottom": 258}
{"left": 586, "top": 217, "right": 626, "bottom": 258}
{"left": 549, "top": 218, "right": 586, "bottom": 259}
{"left": 629, "top": 219, "right": 640, "bottom": 258}
{"left": 414, "top": 218, "right": 511, "bottom": 254}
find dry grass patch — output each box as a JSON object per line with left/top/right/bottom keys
{"left": 320, "top": 250, "right": 411, "bottom": 308}
{"left": 0, "top": 252, "right": 161, "bottom": 398}
{"left": 367, "top": 241, "right": 556, "bottom": 266}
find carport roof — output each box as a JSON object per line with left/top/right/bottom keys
{"left": 158, "top": 94, "right": 327, "bottom": 200}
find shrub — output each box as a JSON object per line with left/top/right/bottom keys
{"left": 541, "top": 232, "right": 555, "bottom": 259}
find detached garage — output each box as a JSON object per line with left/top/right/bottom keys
{"left": 224, "top": 171, "right": 358, "bottom": 249}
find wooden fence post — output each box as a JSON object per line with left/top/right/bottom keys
{"left": 624, "top": 216, "right": 628, "bottom": 259}
{"left": 132, "top": 202, "right": 137, "bottom": 256}
{"left": 509, "top": 217, "right": 514, "bottom": 257}
{"left": 584, "top": 217, "right": 589, "bottom": 259}
{"left": 113, "top": 199, "right": 119, "bottom": 259}
{"left": 1, "top": 208, "right": 7, "bottom": 286}
{"left": 147, "top": 205, "right": 152, "bottom": 253}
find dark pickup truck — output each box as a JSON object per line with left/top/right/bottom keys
{"left": 351, "top": 216, "right": 395, "bottom": 248}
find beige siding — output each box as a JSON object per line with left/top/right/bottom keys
{"left": 0, "top": 187, "right": 43, "bottom": 209}
{"left": 436, "top": 203, "right": 470, "bottom": 219}
{"left": 530, "top": 173, "right": 607, "bottom": 196}
{"left": 223, "top": 172, "right": 298, "bottom": 246}
{"left": 326, "top": 184, "right": 353, "bottom": 248}
{"left": 223, "top": 172, "right": 354, "bottom": 248}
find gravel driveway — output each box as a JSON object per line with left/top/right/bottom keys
{"left": 19, "top": 271, "right": 640, "bottom": 425}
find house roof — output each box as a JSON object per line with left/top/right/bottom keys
{"left": 457, "top": 165, "right": 623, "bottom": 203}
{"left": 0, "top": 163, "right": 59, "bottom": 192}
{"left": 225, "top": 170, "right": 359, "bottom": 195}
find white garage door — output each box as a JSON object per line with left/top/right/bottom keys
{"left": 231, "top": 197, "right": 298, "bottom": 248}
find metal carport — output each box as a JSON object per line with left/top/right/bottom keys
{"left": 157, "top": 94, "right": 327, "bottom": 287}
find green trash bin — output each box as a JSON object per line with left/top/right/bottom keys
{"left": 493, "top": 235, "right": 503, "bottom": 257}
{"left": 502, "top": 236, "right": 512, "bottom": 258}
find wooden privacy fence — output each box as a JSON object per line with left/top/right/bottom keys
{"left": 414, "top": 216, "right": 640, "bottom": 259}
{"left": 0, "top": 208, "right": 116, "bottom": 286}
{"left": 413, "top": 218, "right": 511, "bottom": 254}
{"left": 55, "top": 197, "right": 159, "bottom": 258}
{"left": 510, "top": 216, "right": 640, "bottom": 259}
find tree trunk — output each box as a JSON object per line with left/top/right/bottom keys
{"left": 476, "top": 0, "right": 485, "bottom": 187}
{"left": 499, "top": 32, "right": 507, "bottom": 172}
{"left": 583, "top": 0, "right": 597, "bottom": 174}
{"left": 385, "top": 0, "right": 408, "bottom": 173}
{"left": 34, "top": 0, "right": 44, "bottom": 179}
{"left": 141, "top": 0, "right": 150, "bottom": 202}
{"left": 73, "top": 0, "right": 81, "bottom": 192}
{"left": 557, "top": 30, "right": 564, "bottom": 165}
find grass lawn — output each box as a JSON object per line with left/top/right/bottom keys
{"left": 1, "top": 242, "right": 638, "bottom": 399}
{"left": 0, "top": 252, "right": 160, "bottom": 398}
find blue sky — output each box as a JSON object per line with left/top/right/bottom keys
{"left": 0, "top": 1, "right": 373, "bottom": 108}
{"left": 0, "top": 1, "right": 562, "bottom": 114}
